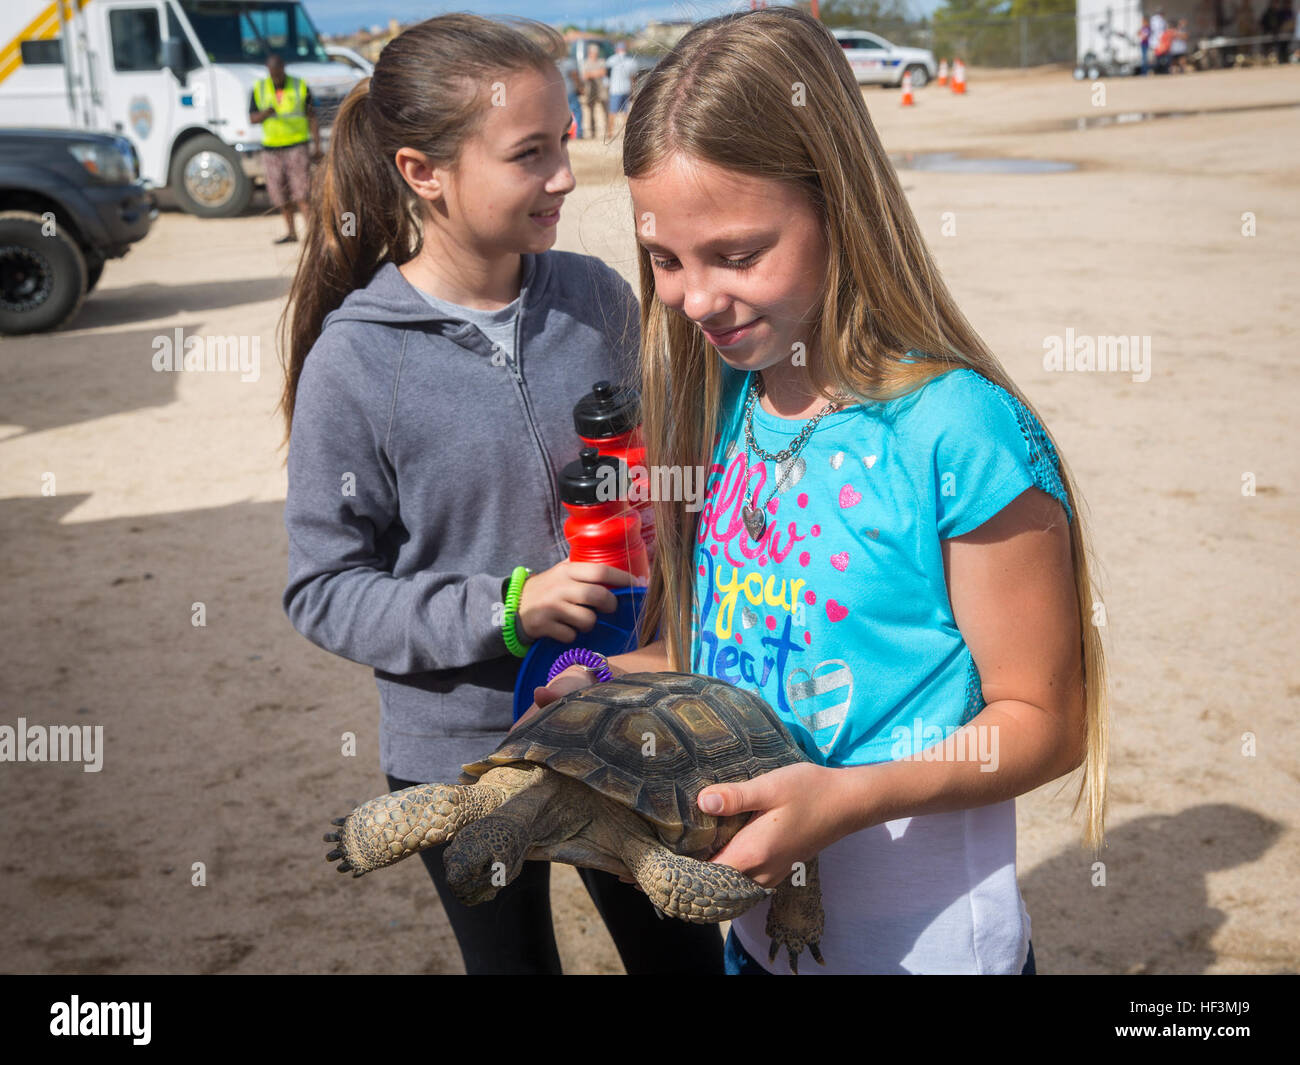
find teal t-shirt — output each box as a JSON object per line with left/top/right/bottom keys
{"left": 690, "top": 362, "right": 1072, "bottom": 767}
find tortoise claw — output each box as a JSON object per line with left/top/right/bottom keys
{"left": 336, "top": 859, "right": 353, "bottom": 873}
{"left": 326, "top": 848, "right": 344, "bottom": 861}
{"left": 324, "top": 832, "right": 340, "bottom": 843}
{"left": 788, "top": 949, "right": 800, "bottom": 975}
{"left": 768, "top": 940, "right": 779, "bottom": 963}
{"left": 652, "top": 905, "right": 666, "bottom": 920}
{"left": 810, "top": 941, "right": 824, "bottom": 965}
{"left": 331, "top": 816, "right": 348, "bottom": 826}
{"left": 352, "top": 869, "right": 365, "bottom": 878}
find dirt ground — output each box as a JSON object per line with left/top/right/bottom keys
{"left": 1, "top": 64, "right": 1296, "bottom": 974}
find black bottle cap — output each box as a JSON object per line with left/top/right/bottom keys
{"left": 558, "top": 447, "right": 629, "bottom": 505}
{"left": 573, "top": 380, "right": 641, "bottom": 439}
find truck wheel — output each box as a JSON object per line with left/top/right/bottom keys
{"left": 86, "top": 254, "right": 106, "bottom": 294}
{"left": 0, "top": 210, "right": 88, "bottom": 335}
{"left": 170, "top": 134, "right": 252, "bottom": 218}
{"left": 904, "top": 64, "right": 929, "bottom": 89}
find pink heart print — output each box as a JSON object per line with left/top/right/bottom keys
{"left": 839, "top": 484, "right": 861, "bottom": 508}
{"left": 830, "top": 551, "right": 850, "bottom": 571}
{"left": 826, "top": 599, "right": 848, "bottom": 622}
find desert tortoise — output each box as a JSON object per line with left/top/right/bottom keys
{"left": 325, "top": 671, "right": 825, "bottom": 970}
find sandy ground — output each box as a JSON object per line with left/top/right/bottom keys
{"left": 0, "top": 65, "right": 1296, "bottom": 975}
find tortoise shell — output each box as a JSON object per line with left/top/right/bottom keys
{"left": 459, "top": 672, "right": 809, "bottom": 856}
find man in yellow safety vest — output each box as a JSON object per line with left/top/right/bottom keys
{"left": 249, "top": 54, "right": 321, "bottom": 244}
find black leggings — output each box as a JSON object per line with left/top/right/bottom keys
{"left": 386, "top": 773, "right": 724, "bottom": 975}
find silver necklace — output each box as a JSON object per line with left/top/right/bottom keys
{"left": 740, "top": 375, "right": 842, "bottom": 542}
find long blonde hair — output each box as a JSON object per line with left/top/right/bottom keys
{"left": 624, "top": 8, "right": 1108, "bottom": 850}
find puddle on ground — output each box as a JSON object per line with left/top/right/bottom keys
{"left": 890, "top": 151, "right": 1077, "bottom": 174}
{"left": 1062, "top": 100, "right": 1300, "bottom": 131}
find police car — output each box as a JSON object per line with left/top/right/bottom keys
{"left": 830, "top": 28, "right": 938, "bottom": 88}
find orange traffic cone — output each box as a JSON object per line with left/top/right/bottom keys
{"left": 900, "top": 70, "right": 914, "bottom": 107}
{"left": 937, "top": 58, "right": 949, "bottom": 86}
{"left": 951, "top": 59, "right": 967, "bottom": 94}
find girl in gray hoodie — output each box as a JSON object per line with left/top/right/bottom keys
{"left": 279, "top": 14, "right": 723, "bottom": 974}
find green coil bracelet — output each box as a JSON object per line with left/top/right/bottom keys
{"left": 502, "top": 565, "right": 532, "bottom": 658}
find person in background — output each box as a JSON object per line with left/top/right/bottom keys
{"left": 1138, "top": 15, "right": 1152, "bottom": 74}
{"left": 1153, "top": 17, "right": 1175, "bottom": 72}
{"left": 249, "top": 53, "right": 320, "bottom": 244}
{"left": 557, "top": 48, "right": 583, "bottom": 138}
{"left": 1170, "top": 18, "right": 1190, "bottom": 71}
{"left": 1235, "top": 0, "right": 1256, "bottom": 51}
{"left": 1262, "top": 0, "right": 1296, "bottom": 62}
{"left": 1149, "top": 5, "right": 1168, "bottom": 48}
{"left": 582, "top": 42, "right": 609, "bottom": 140}
{"left": 606, "top": 41, "right": 639, "bottom": 136}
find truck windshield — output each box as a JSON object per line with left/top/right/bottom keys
{"left": 178, "top": 1, "right": 331, "bottom": 64}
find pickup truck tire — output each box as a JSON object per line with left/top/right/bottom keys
{"left": 86, "top": 254, "right": 106, "bottom": 294}
{"left": 170, "top": 134, "right": 252, "bottom": 218}
{"left": 0, "top": 210, "right": 88, "bottom": 335}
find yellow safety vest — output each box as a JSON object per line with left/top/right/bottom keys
{"left": 254, "top": 76, "right": 309, "bottom": 148}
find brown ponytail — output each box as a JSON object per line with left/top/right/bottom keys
{"left": 277, "top": 14, "right": 566, "bottom": 442}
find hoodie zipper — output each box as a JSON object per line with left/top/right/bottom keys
{"left": 504, "top": 265, "right": 568, "bottom": 554}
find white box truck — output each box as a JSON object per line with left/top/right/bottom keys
{"left": 0, "top": 0, "right": 363, "bottom": 216}
{"left": 1074, "top": 0, "right": 1143, "bottom": 78}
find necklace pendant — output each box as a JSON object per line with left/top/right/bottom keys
{"left": 742, "top": 504, "right": 766, "bottom": 541}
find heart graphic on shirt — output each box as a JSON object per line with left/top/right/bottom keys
{"left": 830, "top": 551, "right": 850, "bottom": 571}
{"left": 839, "top": 484, "right": 862, "bottom": 508}
{"left": 829, "top": 451, "right": 844, "bottom": 470}
{"left": 863, "top": 454, "right": 878, "bottom": 469}
{"left": 741, "top": 605, "right": 758, "bottom": 629}
{"left": 825, "top": 599, "right": 848, "bottom": 622}
{"left": 775, "top": 456, "right": 805, "bottom": 492}
{"left": 787, "top": 659, "right": 854, "bottom": 755}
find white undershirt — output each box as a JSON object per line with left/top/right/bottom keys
{"left": 731, "top": 799, "right": 1031, "bottom": 975}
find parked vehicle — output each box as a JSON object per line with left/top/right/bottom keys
{"left": 0, "top": 1, "right": 363, "bottom": 218}
{"left": 324, "top": 44, "right": 373, "bottom": 77}
{"left": 1074, "top": 0, "right": 1142, "bottom": 79}
{"left": 0, "top": 128, "right": 155, "bottom": 334}
{"left": 830, "top": 28, "right": 937, "bottom": 87}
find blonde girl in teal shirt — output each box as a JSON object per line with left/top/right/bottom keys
{"left": 535, "top": 7, "right": 1109, "bottom": 974}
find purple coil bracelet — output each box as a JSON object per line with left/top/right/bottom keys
{"left": 546, "top": 648, "right": 614, "bottom": 684}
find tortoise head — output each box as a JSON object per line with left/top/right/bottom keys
{"left": 443, "top": 814, "right": 526, "bottom": 906}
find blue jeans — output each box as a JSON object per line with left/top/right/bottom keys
{"left": 724, "top": 928, "right": 1037, "bottom": 974}
{"left": 567, "top": 92, "right": 583, "bottom": 138}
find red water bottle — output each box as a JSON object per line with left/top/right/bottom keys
{"left": 573, "top": 380, "right": 656, "bottom": 564}
{"left": 559, "top": 447, "right": 648, "bottom": 582}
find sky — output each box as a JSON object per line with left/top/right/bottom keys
{"left": 304, "top": 0, "right": 944, "bottom": 36}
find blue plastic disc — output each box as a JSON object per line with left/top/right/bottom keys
{"left": 512, "top": 586, "right": 648, "bottom": 721}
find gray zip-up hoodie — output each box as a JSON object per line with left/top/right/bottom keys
{"left": 283, "top": 252, "right": 640, "bottom": 783}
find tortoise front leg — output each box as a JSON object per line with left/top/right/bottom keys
{"left": 765, "top": 856, "right": 825, "bottom": 973}
{"left": 324, "top": 781, "right": 503, "bottom": 876}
